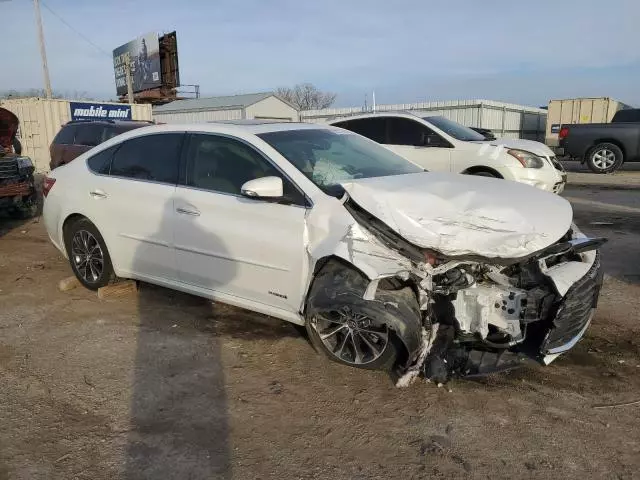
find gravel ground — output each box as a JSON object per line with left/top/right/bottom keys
{"left": 1, "top": 173, "right": 639, "bottom": 480}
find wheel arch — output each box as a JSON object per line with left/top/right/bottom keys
{"left": 60, "top": 212, "right": 119, "bottom": 273}
{"left": 588, "top": 139, "right": 626, "bottom": 160}
{"left": 303, "top": 255, "right": 423, "bottom": 367}
{"left": 461, "top": 166, "right": 504, "bottom": 178}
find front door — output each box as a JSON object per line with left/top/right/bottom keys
{"left": 173, "top": 133, "right": 308, "bottom": 312}
{"left": 384, "top": 117, "right": 452, "bottom": 172}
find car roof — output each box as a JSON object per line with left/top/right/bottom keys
{"left": 64, "top": 119, "right": 154, "bottom": 126}
{"left": 326, "top": 111, "right": 426, "bottom": 124}
{"left": 114, "top": 121, "right": 335, "bottom": 138}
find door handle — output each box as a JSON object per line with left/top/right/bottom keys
{"left": 89, "top": 189, "right": 107, "bottom": 199}
{"left": 176, "top": 207, "right": 200, "bottom": 217}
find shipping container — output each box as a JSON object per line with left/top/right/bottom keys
{"left": 0, "top": 98, "right": 152, "bottom": 171}
{"left": 300, "top": 99, "right": 547, "bottom": 141}
{"left": 545, "top": 97, "right": 633, "bottom": 147}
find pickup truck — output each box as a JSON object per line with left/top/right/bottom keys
{"left": 559, "top": 108, "right": 640, "bottom": 173}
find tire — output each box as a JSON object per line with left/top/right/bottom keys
{"left": 586, "top": 143, "right": 623, "bottom": 174}
{"left": 64, "top": 217, "right": 116, "bottom": 290}
{"left": 304, "top": 261, "right": 405, "bottom": 371}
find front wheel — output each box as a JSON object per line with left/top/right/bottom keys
{"left": 586, "top": 143, "right": 623, "bottom": 174}
{"left": 64, "top": 217, "right": 115, "bottom": 290}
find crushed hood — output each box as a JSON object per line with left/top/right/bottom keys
{"left": 0, "top": 107, "right": 19, "bottom": 152}
{"left": 483, "top": 138, "right": 555, "bottom": 157}
{"left": 340, "top": 172, "right": 573, "bottom": 259}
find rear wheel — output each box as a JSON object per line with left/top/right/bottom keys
{"left": 586, "top": 143, "right": 623, "bottom": 174}
{"left": 64, "top": 217, "right": 115, "bottom": 290}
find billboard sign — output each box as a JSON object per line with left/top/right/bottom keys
{"left": 70, "top": 102, "right": 132, "bottom": 121}
{"left": 113, "top": 32, "right": 161, "bottom": 95}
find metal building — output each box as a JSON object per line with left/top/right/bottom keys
{"left": 0, "top": 98, "right": 152, "bottom": 171}
{"left": 153, "top": 92, "right": 299, "bottom": 124}
{"left": 300, "top": 99, "right": 547, "bottom": 141}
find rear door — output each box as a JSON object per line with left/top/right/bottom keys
{"left": 385, "top": 117, "right": 452, "bottom": 172}
{"left": 84, "top": 132, "right": 185, "bottom": 281}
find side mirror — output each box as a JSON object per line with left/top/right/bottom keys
{"left": 241, "top": 176, "right": 283, "bottom": 199}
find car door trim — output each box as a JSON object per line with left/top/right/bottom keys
{"left": 119, "top": 233, "right": 172, "bottom": 248}
{"left": 174, "top": 243, "right": 290, "bottom": 272}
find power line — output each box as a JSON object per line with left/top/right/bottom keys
{"left": 39, "top": 0, "right": 111, "bottom": 57}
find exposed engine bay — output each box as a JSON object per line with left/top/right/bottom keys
{"left": 311, "top": 193, "right": 604, "bottom": 385}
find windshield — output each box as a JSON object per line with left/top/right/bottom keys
{"left": 424, "top": 116, "right": 486, "bottom": 142}
{"left": 258, "top": 129, "right": 422, "bottom": 192}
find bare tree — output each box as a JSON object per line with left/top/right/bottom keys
{"left": 1, "top": 89, "right": 94, "bottom": 100}
{"left": 275, "top": 83, "right": 336, "bottom": 111}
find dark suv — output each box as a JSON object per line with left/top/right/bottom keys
{"left": 49, "top": 119, "right": 151, "bottom": 170}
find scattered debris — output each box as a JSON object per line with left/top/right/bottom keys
{"left": 268, "top": 381, "right": 283, "bottom": 394}
{"left": 54, "top": 453, "right": 72, "bottom": 464}
{"left": 420, "top": 435, "right": 451, "bottom": 456}
{"left": 97, "top": 280, "right": 138, "bottom": 300}
{"left": 58, "top": 276, "right": 80, "bottom": 292}
{"left": 592, "top": 398, "right": 640, "bottom": 409}
{"left": 83, "top": 375, "right": 95, "bottom": 388}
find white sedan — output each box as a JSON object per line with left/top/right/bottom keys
{"left": 43, "top": 122, "right": 603, "bottom": 382}
{"left": 329, "top": 112, "right": 567, "bottom": 193}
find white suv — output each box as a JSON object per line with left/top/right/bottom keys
{"left": 329, "top": 113, "right": 566, "bottom": 193}
{"left": 43, "top": 122, "right": 602, "bottom": 382}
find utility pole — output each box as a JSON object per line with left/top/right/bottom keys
{"left": 124, "top": 54, "right": 134, "bottom": 104}
{"left": 33, "top": 0, "right": 52, "bottom": 99}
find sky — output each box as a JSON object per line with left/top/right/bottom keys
{"left": 1, "top": 0, "right": 639, "bottom": 108}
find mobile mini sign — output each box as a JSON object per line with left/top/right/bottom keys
{"left": 70, "top": 102, "right": 132, "bottom": 121}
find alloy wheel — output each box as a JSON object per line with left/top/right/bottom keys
{"left": 311, "top": 306, "right": 389, "bottom": 365}
{"left": 591, "top": 149, "right": 617, "bottom": 170}
{"left": 71, "top": 230, "right": 104, "bottom": 283}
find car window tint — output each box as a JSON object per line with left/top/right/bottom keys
{"left": 87, "top": 145, "right": 118, "bottom": 174}
{"left": 54, "top": 125, "right": 76, "bottom": 144}
{"left": 335, "top": 118, "right": 387, "bottom": 143}
{"left": 185, "top": 134, "right": 306, "bottom": 205}
{"left": 75, "top": 124, "right": 105, "bottom": 147}
{"left": 110, "top": 133, "right": 183, "bottom": 184}
{"left": 387, "top": 117, "right": 431, "bottom": 146}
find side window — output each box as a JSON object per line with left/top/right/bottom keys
{"left": 75, "top": 124, "right": 105, "bottom": 147}
{"left": 185, "top": 134, "right": 306, "bottom": 205}
{"left": 335, "top": 118, "right": 386, "bottom": 143}
{"left": 387, "top": 118, "right": 431, "bottom": 146}
{"left": 87, "top": 145, "right": 119, "bottom": 174}
{"left": 111, "top": 133, "right": 183, "bottom": 184}
{"left": 54, "top": 125, "right": 76, "bottom": 145}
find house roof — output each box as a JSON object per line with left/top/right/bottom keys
{"left": 153, "top": 92, "right": 281, "bottom": 113}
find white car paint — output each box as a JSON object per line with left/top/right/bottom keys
{"left": 43, "top": 122, "right": 598, "bottom": 372}
{"left": 329, "top": 113, "right": 566, "bottom": 193}
{"left": 341, "top": 171, "right": 573, "bottom": 258}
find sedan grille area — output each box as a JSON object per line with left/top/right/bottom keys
{"left": 0, "top": 158, "right": 19, "bottom": 179}
{"left": 542, "top": 253, "right": 602, "bottom": 352}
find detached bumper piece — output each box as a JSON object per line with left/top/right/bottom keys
{"left": 0, "top": 180, "right": 34, "bottom": 198}
{"left": 542, "top": 252, "right": 603, "bottom": 354}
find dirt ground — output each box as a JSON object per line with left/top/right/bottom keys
{"left": 1, "top": 171, "right": 640, "bottom": 479}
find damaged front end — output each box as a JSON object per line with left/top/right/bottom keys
{"left": 336, "top": 193, "right": 605, "bottom": 385}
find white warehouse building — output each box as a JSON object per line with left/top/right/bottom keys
{"left": 300, "top": 99, "right": 548, "bottom": 141}
{"left": 153, "top": 92, "right": 299, "bottom": 124}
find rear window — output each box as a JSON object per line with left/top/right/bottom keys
{"left": 104, "top": 124, "right": 146, "bottom": 141}
{"left": 75, "top": 124, "right": 105, "bottom": 147}
{"left": 612, "top": 109, "right": 640, "bottom": 123}
{"left": 54, "top": 125, "right": 76, "bottom": 145}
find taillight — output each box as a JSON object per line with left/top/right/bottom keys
{"left": 559, "top": 127, "right": 569, "bottom": 139}
{"left": 42, "top": 176, "right": 56, "bottom": 197}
